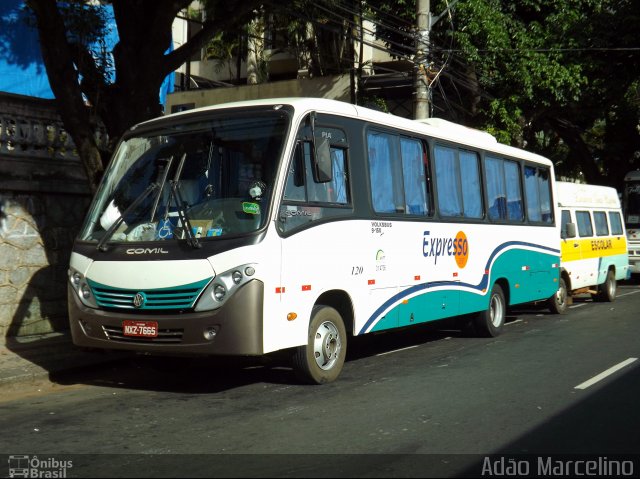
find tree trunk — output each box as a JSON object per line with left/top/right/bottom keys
{"left": 27, "top": 0, "right": 268, "bottom": 192}
{"left": 27, "top": 0, "right": 104, "bottom": 193}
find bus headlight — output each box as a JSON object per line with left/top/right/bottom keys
{"left": 195, "top": 263, "right": 257, "bottom": 312}
{"left": 213, "top": 284, "right": 227, "bottom": 301}
{"left": 81, "top": 284, "right": 92, "bottom": 299}
{"left": 68, "top": 267, "right": 98, "bottom": 308}
{"left": 68, "top": 268, "right": 82, "bottom": 291}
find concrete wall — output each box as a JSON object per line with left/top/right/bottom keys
{"left": 167, "top": 74, "right": 353, "bottom": 112}
{"left": 0, "top": 93, "right": 92, "bottom": 342}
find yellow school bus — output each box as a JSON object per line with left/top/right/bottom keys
{"left": 550, "top": 181, "right": 630, "bottom": 313}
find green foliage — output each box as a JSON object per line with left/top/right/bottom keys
{"left": 359, "top": 94, "right": 389, "bottom": 113}
{"left": 368, "top": 0, "right": 639, "bottom": 187}
{"left": 25, "top": 0, "right": 639, "bottom": 190}
{"left": 24, "top": 1, "right": 113, "bottom": 81}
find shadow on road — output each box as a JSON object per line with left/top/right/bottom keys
{"left": 46, "top": 280, "right": 640, "bottom": 395}
{"left": 48, "top": 321, "right": 473, "bottom": 394}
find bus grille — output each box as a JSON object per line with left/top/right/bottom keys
{"left": 102, "top": 325, "right": 184, "bottom": 344}
{"left": 87, "top": 278, "right": 213, "bottom": 311}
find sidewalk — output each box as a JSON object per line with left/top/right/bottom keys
{"left": 0, "top": 332, "right": 129, "bottom": 392}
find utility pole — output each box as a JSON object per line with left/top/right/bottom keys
{"left": 414, "top": 0, "right": 430, "bottom": 120}
{"left": 413, "top": 0, "right": 460, "bottom": 120}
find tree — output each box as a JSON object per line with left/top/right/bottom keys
{"left": 26, "top": 0, "right": 262, "bottom": 193}
{"left": 367, "top": 0, "right": 640, "bottom": 188}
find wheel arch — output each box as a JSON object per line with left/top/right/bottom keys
{"left": 560, "top": 267, "right": 572, "bottom": 292}
{"left": 316, "top": 289, "right": 354, "bottom": 336}
{"left": 493, "top": 277, "right": 510, "bottom": 306}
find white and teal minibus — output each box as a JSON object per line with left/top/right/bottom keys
{"left": 68, "top": 98, "right": 561, "bottom": 384}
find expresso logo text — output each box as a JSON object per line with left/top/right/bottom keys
{"left": 422, "top": 230, "right": 469, "bottom": 268}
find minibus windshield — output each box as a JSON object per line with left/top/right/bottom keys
{"left": 79, "top": 109, "right": 290, "bottom": 244}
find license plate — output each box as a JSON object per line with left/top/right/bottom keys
{"left": 123, "top": 320, "right": 158, "bottom": 338}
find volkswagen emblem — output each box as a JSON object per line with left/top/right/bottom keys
{"left": 133, "top": 292, "right": 146, "bottom": 308}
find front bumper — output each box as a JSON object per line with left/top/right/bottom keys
{"left": 68, "top": 279, "right": 264, "bottom": 355}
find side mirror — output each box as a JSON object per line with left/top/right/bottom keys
{"left": 565, "top": 222, "right": 577, "bottom": 239}
{"left": 312, "top": 136, "right": 332, "bottom": 183}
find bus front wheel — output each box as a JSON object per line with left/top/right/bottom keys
{"left": 474, "top": 283, "right": 506, "bottom": 337}
{"left": 292, "top": 306, "right": 347, "bottom": 384}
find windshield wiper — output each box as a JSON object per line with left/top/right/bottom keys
{"left": 97, "top": 183, "right": 159, "bottom": 252}
{"left": 168, "top": 152, "right": 201, "bottom": 249}
{"left": 149, "top": 155, "right": 175, "bottom": 222}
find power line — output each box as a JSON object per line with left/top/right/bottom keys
{"left": 439, "top": 47, "right": 640, "bottom": 53}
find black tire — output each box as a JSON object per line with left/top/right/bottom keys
{"left": 548, "top": 277, "right": 569, "bottom": 314}
{"left": 292, "top": 305, "right": 347, "bottom": 384}
{"left": 593, "top": 269, "right": 617, "bottom": 302}
{"left": 474, "top": 283, "right": 506, "bottom": 337}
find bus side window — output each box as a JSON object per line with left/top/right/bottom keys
{"left": 460, "top": 150, "right": 483, "bottom": 219}
{"left": 486, "top": 157, "right": 507, "bottom": 221}
{"left": 368, "top": 131, "right": 400, "bottom": 214}
{"left": 485, "top": 157, "right": 523, "bottom": 222}
{"left": 279, "top": 126, "right": 352, "bottom": 234}
{"left": 434, "top": 145, "right": 486, "bottom": 219}
{"left": 609, "top": 211, "right": 624, "bottom": 235}
{"left": 327, "top": 148, "right": 348, "bottom": 204}
{"left": 434, "top": 144, "right": 463, "bottom": 217}
{"left": 306, "top": 144, "right": 349, "bottom": 204}
{"left": 525, "top": 165, "right": 553, "bottom": 223}
{"left": 538, "top": 168, "right": 553, "bottom": 222}
{"left": 576, "top": 211, "right": 593, "bottom": 237}
{"left": 400, "top": 137, "right": 429, "bottom": 215}
{"left": 504, "top": 160, "right": 524, "bottom": 221}
{"left": 283, "top": 142, "right": 307, "bottom": 202}
{"left": 593, "top": 211, "right": 609, "bottom": 236}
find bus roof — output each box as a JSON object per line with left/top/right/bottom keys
{"left": 142, "top": 97, "right": 552, "bottom": 166}
{"left": 556, "top": 181, "right": 621, "bottom": 209}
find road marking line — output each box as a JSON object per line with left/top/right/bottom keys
{"left": 569, "top": 303, "right": 587, "bottom": 309}
{"left": 617, "top": 290, "right": 640, "bottom": 298}
{"left": 377, "top": 345, "right": 419, "bottom": 356}
{"left": 574, "top": 357, "right": 638, "bottom": 390}
{"left": 505, "top": 319, "right": 523, "bottom": 326}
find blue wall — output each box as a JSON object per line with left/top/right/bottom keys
{"left": 0, "top": 1, "right": 173, "bottom": 104}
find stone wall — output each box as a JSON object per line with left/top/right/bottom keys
{"left": 0, "top": 93, "right": 95, "bottom": 342}
{"left": 0, "top": 192, "right": 90, "bottom": 338}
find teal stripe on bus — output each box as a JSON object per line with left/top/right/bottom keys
{"left": 360, "top": 242, "right": 559, "bottom": 334}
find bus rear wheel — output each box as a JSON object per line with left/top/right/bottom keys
{"left": 548, "top": 277, "right": 569, "bottom": 314}
{"left": 292, "top": 306, "right": 347, "bottom": 384}
{"left": 474, "top": 283, "right": 506, "bottom": 337}
{"left": 592, "top": 269, "right": 617, "bottom": 303}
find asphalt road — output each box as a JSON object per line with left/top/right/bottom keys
{"left": 1, "top": 281, "right": 639, "bottom": 478}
